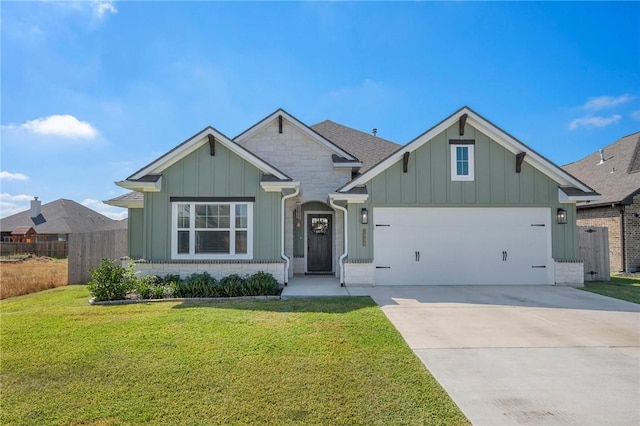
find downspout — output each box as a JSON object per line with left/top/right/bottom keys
{"left": 281, "top": 187, "right": 299, "bottom": 285}
{"left": 329, "top": 196, "right": 348, "bottom": 286}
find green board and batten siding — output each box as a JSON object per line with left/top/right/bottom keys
{"left": 348, "top": 122, "right": 578, "bottom": 260}
{"left": 140, "top": 140, "right": 282, "bottom": 261}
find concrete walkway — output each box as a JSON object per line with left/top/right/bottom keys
{"left": 280, "top": 275, "right": 370, "bottom": 298}
{"left": 367, "top": 285, "right": 640, "bottom": 426}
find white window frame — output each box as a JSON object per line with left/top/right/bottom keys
{"left": 171, "top": 201, "right": 253, "bottom": 260}
{"left": 451, "top": 144, "right": 475, "bottom": 181}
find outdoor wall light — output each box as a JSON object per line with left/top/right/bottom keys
{"left": 361, "top": 208, "right": 368, "bottom": 224}
{"left": 557, "top": 208, "right": 567, "bottom": 224}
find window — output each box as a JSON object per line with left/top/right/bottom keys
{"left": 451, "top": 144, "right": 475, "bottom": 181}
{"left": 172, "top": 201, "right": 253, "bottom": 259}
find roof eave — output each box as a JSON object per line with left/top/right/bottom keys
{"left": 329, "top": 192, "right": 369, "bottom": 204}
{"left": 260, "top": 181, "right": 301, "bottom": 193}
{"left": 116, "top": 177, "right": 162, "bottom": 193}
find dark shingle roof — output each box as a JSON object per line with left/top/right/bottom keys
{"left": 311, "top": 120, "right": 400, "bottom": 172}
{"left": 0, "top": 199, "right": 114, "bottom": 234}
{"left": 563, "top": 132, "right": 640, "bottom": 207}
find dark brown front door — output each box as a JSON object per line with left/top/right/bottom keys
{"left": 307, "top": 214, "right": 332, "bottom": 272}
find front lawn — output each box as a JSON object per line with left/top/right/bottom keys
{"left": 581, "top": 274, "right": 640, "bottom": 304}
{"left": 0, "top": 286, "right": 468, "bottom": 425}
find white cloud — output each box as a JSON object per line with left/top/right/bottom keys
{"left": 583, "top": 94, "right": 634, "bottom": 111}
{"left": 0, "top": 193, "right": 34, "bottom": 218}
{"left": 0, "top": 171, "right": 29, "bottom": 181}
{"left": 92, "top": 0, "right": 118, "bottom": 18}
{"left": 569, "top": 114, "right": 621, "bottom": 130}
{"left": 631, "top": 110, "right": 640, "bottom": 121}
{"left": 81, "top": 198, "right": 128, "bottom": 221}
{"left": 3, "top": 115, "right": 98, "bottom": 139}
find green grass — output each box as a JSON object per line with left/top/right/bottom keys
{"left": 581, "top": 275, "right": 640, "bottom": 304}
{"left": 0, "top": 286, "right": 468, "bottom": 425}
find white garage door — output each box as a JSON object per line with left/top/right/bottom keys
{"left": 374, "top": 207, "right": 552, "bottom": 285}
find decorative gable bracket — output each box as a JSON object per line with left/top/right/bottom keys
{"left": 208, "top": 134, "right": 215, "bottom": 156}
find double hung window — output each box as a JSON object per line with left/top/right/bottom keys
{"left": 450, "top": 144, "right": 475, "bottom": 181}
{"left": 172, "top": 201, "right": 252, "bottom": 259}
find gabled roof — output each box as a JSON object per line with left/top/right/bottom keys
{"left": 234, "top": 109, "right": 360, "bottom": 162}
{"left": 0, "top": 199, "right": 114, "bottom": 234}
{"left": 11, "top": 226, "right": 36, "bottom": 235}
{"left": 563, "top": 132, "right": 640, "bottom": 207}
{"left": 338, "top": 106, "right": 599, "bottom": 201}
{"left": 119, "top": 126, "right": 292, "bottom": 191}
{"left": 311, "top": 120, "right": 400, "bottom": 173}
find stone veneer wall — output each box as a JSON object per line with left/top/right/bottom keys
{"left": 126, "top": 259, "right": 286, "bottom": 284}
{"left": 554, "top": 259, "right": 584, "bottom": 286}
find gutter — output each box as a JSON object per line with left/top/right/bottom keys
{"left": 281, "top": 186, "right": 300, "bottom": 285}
{"left": 329, "top": 196, "right": 348, "bottom": 286}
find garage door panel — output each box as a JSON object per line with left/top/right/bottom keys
{"left": 374, "top": 207, "right": 552, "bottom": 285}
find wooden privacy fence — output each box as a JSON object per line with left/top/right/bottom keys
{"left": 0, "top": 241, "right": 68, "bottom": 258}
{"left": 68, "top": 229, "right": 128, "bottom": 284}
{"left": 577, "top": 226, "right": 610, "bottom": 282}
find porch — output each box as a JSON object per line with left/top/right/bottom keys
{"left": 281, "top": 275, "right": 370, "bottom": 298}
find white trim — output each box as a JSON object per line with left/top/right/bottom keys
{"left": 130, "top": 128, "right": 289, "bottom": 181}
{"left": 450, "top": 144, "right": 475, "bottom": 181}
{"left": 558, "top": 188, "right": 600, "bottom": 203}
{"left": 260, "top": 181, "right": 300, "bottom": 193}
{"left": 340, "top": 107, "right": 596, "bottom": 194}
{"left": 170, "top": 201, "right": 253, "bottom": 260}
{"left": 116, "top": 177, "right": 162, "bottom": 193}
{"left": 303, "top": 210, "right": 335, "bottom": 274}
{"left": 234, "top": 109, "right": 358, "bottom": 161}
{"left": 333, "top": 161, "right": 363, "bottom": 168}
{"left": 328, "top": 192, "right": 369, "bottom": 204}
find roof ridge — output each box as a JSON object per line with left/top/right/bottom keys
{"left": 311, "top": 119, "right": 399, "bottom": 146}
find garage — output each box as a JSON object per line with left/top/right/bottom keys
{"left": 373, "top": 207, "right": 553, "bottom": 285}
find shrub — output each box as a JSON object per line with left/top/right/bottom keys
{"left": 245, "top": 271, "right": 279, "bottom": 296}
{"left": 219, "top": 274, "right": 245, "bottom": 297}
{"left": 88, "top": 259, "right": 136, "bottom": 302}
{"left": 175, "top": 272, "right": 219, "bottom": 298}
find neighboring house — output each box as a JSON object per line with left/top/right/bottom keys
{"left": 0, "top": 198, "right": 115, "bottom": 242}
{"left": 563, "top": 132, "right": 640, "bottom": 272}
{"left": 106, "top": 107, "right": 599, "bottom": 286}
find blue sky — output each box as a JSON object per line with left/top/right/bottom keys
{"left": 1, "top": 1, "right": 639, "bottom": 219}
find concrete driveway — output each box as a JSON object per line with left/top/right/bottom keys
{"left": 367, "top": 285, "right": 640, "bottom": 426}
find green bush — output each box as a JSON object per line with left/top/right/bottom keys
{"left": 89, "top": 266, "right": 280, "bottom": 301}
{"left": 219, "top": 274, "right": 245, "bottom": 297}
{"left": 88, "top": 259, "right": 136, "bottom": 302}
{"left": 244, "top": 271, "right": 279, "bottom": 296}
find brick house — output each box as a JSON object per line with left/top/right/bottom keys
{"left": 563, "top": 132, "right": 640, "bottom": 272}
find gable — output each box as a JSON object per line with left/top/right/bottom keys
{"left": 339, "top": 107, "right": 599, "bottom": 204}
{"left": 116, "top": 127, "right": 291, "bottom": 193}
{"left": 366, "top": 121, "right": 561, "bottom": 206}
{"left": 235, "top": 109, "right": 359, "bottom": 162}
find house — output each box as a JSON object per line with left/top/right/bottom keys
{"left": 0, "top": 198, "right": 115, "bottom": 242}
{"left": 563, "top": 132, "right": 640, "bottom": 272}
{"left": 106, "top": 107, "right": 599, "bottom": 286}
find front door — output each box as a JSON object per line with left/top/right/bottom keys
{"left": 307, "top": 214, "right": 332, "bottom": 273}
